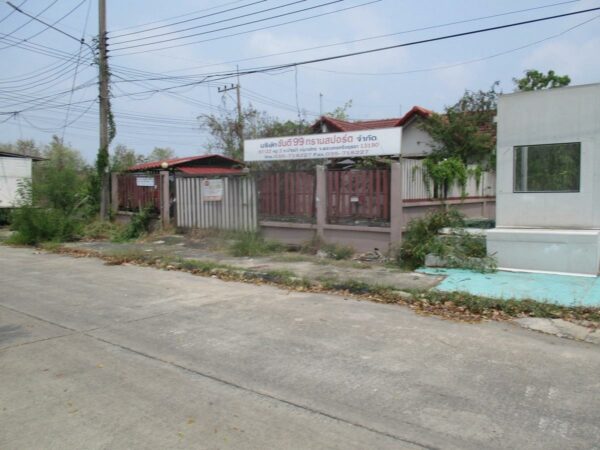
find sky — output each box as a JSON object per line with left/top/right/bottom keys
{"left": 1, "top": 0, "right": 599, "bottom": 162}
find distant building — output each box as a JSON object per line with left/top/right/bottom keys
{"left": 0, "top": 151, "right": 44, "bottom": 208}
{"left": 487, "top": 83, "right": 600, "bottom": 275}
{"left": 311, "top": 106, "right": 435, "bottom": 162}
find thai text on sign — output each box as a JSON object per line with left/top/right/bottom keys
{"left": 244, "top": 128, "right": 402, "bottom": 161}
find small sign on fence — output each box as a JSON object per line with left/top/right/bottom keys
{"left": 201, "top": 178, "right": 224, "bottom": 202}
{"left": 136, "top": 176, "right": 155, "bottom": 187}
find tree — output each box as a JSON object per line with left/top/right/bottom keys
{"left": 10, "top": 137, "right": 90, "bottom": 244}
{"left": 513, "top": 69, "right": 570, "bottom": 91}
{"left": 110, "top": 144, "right": 143, "bottom": 172}
{"left": 146, "top": 146, "right": 176, "bottom": 162}
{"left": 419, "top": 83, "right": 499, "bottom": 197}
{"left": 0, "top": 139, "right": 41, "bottom": 157}
{"left": 422, "top": 82, "right": 499, "bottom": 166}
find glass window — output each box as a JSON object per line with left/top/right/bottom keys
{"left": 514, "top": 142, "right": 580, "bottom": 192}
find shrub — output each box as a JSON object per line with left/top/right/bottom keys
{"left": 8, "top": 206, "right": 82, "bottom": 245}
{"left": 395, "top": 209, "right": 464, "bottom": 269}
{"left": 82, "top": 220, "right": 123, "bottom": 240}
{"left": 229, "top": 231, "right": 283, "bottom": 257}
{"left": 113, "top": 206, "right": 155, "bottom": 241}
{"left": 429, "top": 232, "right": 496, "bottom": 272}
{"left": 321, "top": 243, "right": 355, "bottom": 260}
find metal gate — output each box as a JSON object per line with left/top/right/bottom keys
{"left": 175, "top": 176, "right": 257, "bottom": 231}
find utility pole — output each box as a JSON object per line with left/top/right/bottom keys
{"left": 218, "top": 77, "right": 243, "bottom": 158}
{"left": 319, "top": 93, "right": 323, "bottom": 116}
{"left": 98, "top": 0, "right": 110, "bottom": 220}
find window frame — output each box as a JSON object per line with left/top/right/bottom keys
{"left": 513, "top": 142, "right": 581, "bottom": 194}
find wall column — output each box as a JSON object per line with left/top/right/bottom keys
{"left": 390, "top": 161, "right": 404, "bottom": 245}
{"left": 315, "top": 165, "right": 326, "bottom": 238}
{"left": 160, "top": 171, "right": 170, "bottom": 229}
{"left": 110, "top": 172, "right": 119, "bottom": 213}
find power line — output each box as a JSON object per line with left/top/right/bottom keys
{"left": 0, "top": 0, "right": 87, "bottom": 52}
{"left": 0, "top": 0, "right": 27, "bottom": 25}
{"left": 110, "top": 0, "right": 348, "bottom": 51}
{"left": 107, "top": 6, "right": 600, "bottom": 97}
{"left": 304, "top": 12, "right": 600, "bottom": 76}
{"left": 132, "top": 0, "right": 581, "bottom": 76}
{"left": 62, "top": 0, "right": 93, "bottom": 141}
{"left": 110, "top": 0, "right": 380, "bottom": 57}
{"left": 109, "top": 0, "right": 250, "bottom": 34}
{"left": 5, "top": 1, "right": 95, "bottom": 54}
{"left": 110, "top": 0, "right": 268, "bottom": 38}
{"left": 0, "top": 0, "right": 58, "bottom": 43}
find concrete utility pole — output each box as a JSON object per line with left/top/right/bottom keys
{"left": 98, "top": 0, "right": 110, "bottom": 220}
{"left": 218, "top": 78, "right": 243, "bottom": 157}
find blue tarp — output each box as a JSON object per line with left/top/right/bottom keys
{"left": 418, "top": 268, "right": 600, "bottom": 307}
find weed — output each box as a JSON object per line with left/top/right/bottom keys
{"left": 83, "top": 220, "right": 124, "bottom": 240}
{"left": 228, "top": 231, "right": 283, "bottom": 257}
{"left": 321, "top": 243, "right": 355, "bottom": 260}
{"left": 113, "top": 207, "right": 155, "bottom": 242}
{"left": 394, "top": 209, "right": 464, "bottom": 270}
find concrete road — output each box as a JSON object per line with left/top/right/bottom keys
{"left": 1, "top": 246, "right": 599, "bottom": 450}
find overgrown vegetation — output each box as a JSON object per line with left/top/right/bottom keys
{"left": 8, "top": 137, "right": 90, "bottom": 245}
{"left": 321, "top": 242, "right": 355, "bottom": 260}
{"left": 113, "top": 207, "right": 155, "bottom": 242}
{"left": 395, "top": 209, "right": 464, "bottom": 269}
{"left": 228, "top": 231, "right": 283, "bottom": 257}
{"left": 395, "top": 209, "right": 496, "bottom": 272}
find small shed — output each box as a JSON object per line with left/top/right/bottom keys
{"left": 0, "top": 151, "right": 44, "bottom": 208}
{"left": 488, "top": 83, "right": 600, "bottom": 275}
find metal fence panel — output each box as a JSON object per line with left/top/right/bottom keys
{"left": 117, "top": 173, "right": 162, "bottom": 211}
{"left": 326, "top": 169, "right": 390, "bottom": 223}
{"left": 175, "top": 176, "right": 257, "bottom": 231}
{"left": 257, "top": 171, "right": 315, "bottom": 219}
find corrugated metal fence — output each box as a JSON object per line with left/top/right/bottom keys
{"left": 176, "top": 176, "right": 257, "bottom": 231}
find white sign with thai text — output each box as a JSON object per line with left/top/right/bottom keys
{"left": 243, "top": 128, "right": 402, "bottom": 161}
{"left": 201, "top": 179, "right": 223, "bottom": 202}
{"left": 136, "top": 176, "right": 155, "bottom": 187}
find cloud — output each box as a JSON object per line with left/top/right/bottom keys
{"left": 520, "top": 37, "right": 600, "bottom": 84}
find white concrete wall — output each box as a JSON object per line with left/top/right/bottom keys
{"left": 0, "top": 157, "right": 32, "bottom": 208}
{"left": 401, "top": 118, "right": 435, "bottom": 157}
{"left": 495, "top": 83, "right": 600, "bottom": 228}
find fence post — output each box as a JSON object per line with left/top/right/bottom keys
{"left": 110, "top": 172, "right": 119, "bottom": 213}
{"left": 390, "top": 161, "right": 404, "bottom": 245}
{"left": 160, "top": 171, "right": 170, "bottom": 229}
{"left": 315, "top": 165, "right": 326, "bottom": 238}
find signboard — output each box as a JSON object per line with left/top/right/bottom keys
{"left": 244, "top": 127, "right": 402, "bottom": 162}
{"left": 201, "top": 179, "right": 223, "bottom": 202}
{"left": 136, "top": 176, "right": 155, "bottom": 187}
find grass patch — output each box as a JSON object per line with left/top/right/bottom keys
{"left": 82, "top": 220, "right": 125, "bottom": 240}
{"left": 321, "top": 243, "right": 355, "bottom": 260}
{"left": 228, "top": 231, "right": 283, "bottom": 257}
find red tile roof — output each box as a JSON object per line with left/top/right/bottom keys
{"left": 177, "top": 167, "right": 243, "bottom": 175}
{"left": 312, "top": 106, "right": 432, "bottom": 133}
{"left": 126, "top": 154, "right": 242, "bottom": 172}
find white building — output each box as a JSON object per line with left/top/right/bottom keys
{"left": 487, "top": 83, "right": 600, "bottom": 275}
{"left": 0, "top": 151, "right": 42, "bottom": 208}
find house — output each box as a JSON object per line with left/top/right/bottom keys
{"left": 0, "top": 150, "right": 44, "bottom": 208}
{"left": 310, "top": 106, "right": 435, "bottom": 160}
{"left": 487, "top": 82, "right": 600, "bottom": 275}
